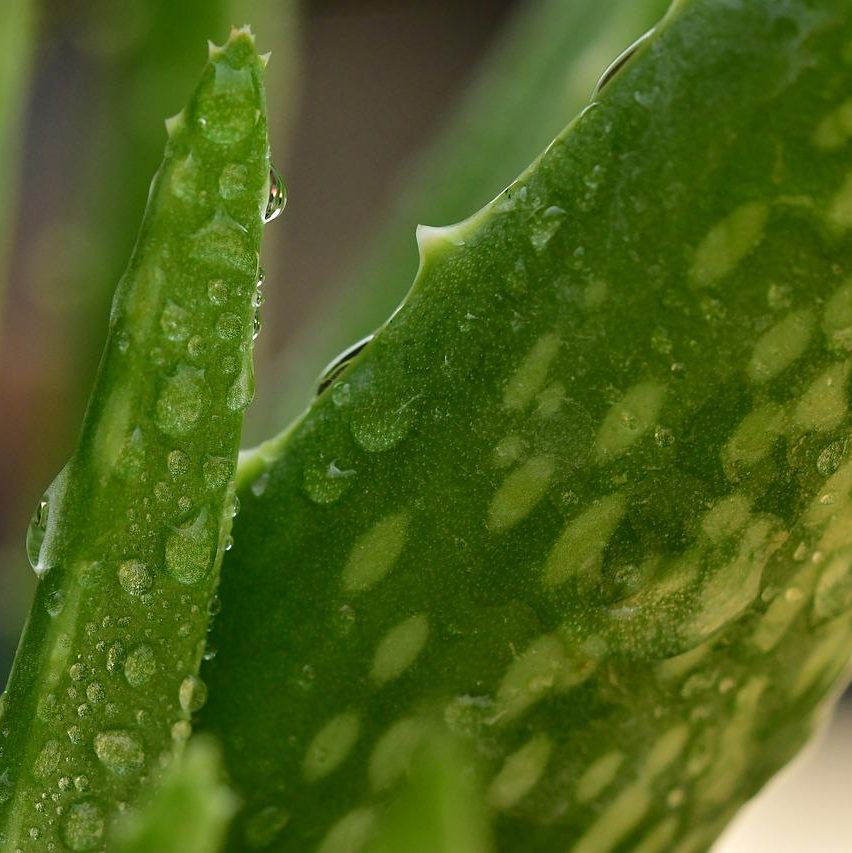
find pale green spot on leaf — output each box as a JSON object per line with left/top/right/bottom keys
{"left": 689, "top": 201, "right": 768, "bottom": 288}
{"left": 595, "top": 381, "right": 666, "bottom": 460}
{"left": 342, "top": 512, "right": 410, "bottom": 593}
{"left": 487, "top": 454, "right": 555, "bottom": 532}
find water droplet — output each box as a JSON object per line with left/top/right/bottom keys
{"left": 156, "top": 365, "right": 208, "bottom": 436}
{"left": 264, "top": 165, "right": 287, "bottom": 223}
{"left": 26, "top": 495, "right": 49, "bottom": 574}
{"left": 167, "top": 449, "right": 190, "bottom": 477}
{"left": 224, "top": 535, "right": 234, "bottom": 552}
{"left": 317, "top": 335, "right": 373, "bottom": 395}
{"left": 171, "top": 720, "right": 192, "bottom": 741}
{"left": 219, "top": 163, "right": 248, "bottom": 200}
{"left": 196, "top": 63, "right": 258, "bottom": 146}
{"left": 216, "top": 312, "right": 241, "bottom": 340}
{"left": 351, "top": 402, "right": 414, "bottom": 453}
{"left": 303, "top": 458, "right": 356, "bottom": 504}
{"left": 191, "top": 210, "right": 256, "bottom": 275}
{"left": 34, "top": 739, "right": 61, "bottom": 778}
{"left": 160, "top": 301, "right": 191, "bottom": 342}
{"left": 226, "top": 363, "right": 254, "bottom": 412}
{"left": 250, "top": 471, "right": 270, "bottom": 497}
{"left": 118, "top": 560, "right": 152, "bottom": 596}
{"left": 203, "top": 456, "right": 232, "bottom": 489}
{"left": 45, "top": 588, "right": 65, "bottom": 617}
{"left": 61, "top": 801, "right": 104, "bottom": 851}
{"left": 86, "top": 683, "right": 105, "bottom": 705}
{"left": 165, "top": 508, "right": 215, "bottom": 585}
{"left": 207, "top": 279, "right": 229, "bottom": 306}
{"left": 817, "top": 439, "right": 847, "bottom": 476}
{"left": 94, "top": 730, "right": 144, "bottom": 775}
{"left": 331, "top": 381, "right": 351, "bottom": 407}
{"left": 530, "top": 206, "right": 565, "bottom": 251}
{"left": 69, "top": 662, "right": 87, "bottom": 682}
{"left": 654, "top": 426, "right": 675, "bottom": 447}
{"left": 123, "top": 645, "right": 156, "bottom": 688}
{"left": 186, "top": 334, "right": 209, "bottom": 362}
{"left": 252, "top": 312, "right": 262, "bottom": 341}
{"left": 106, "top": 642, "right": 126, "bottom": 673}
{"left": 178, "top": 675, "right": 208, "bottom": 714}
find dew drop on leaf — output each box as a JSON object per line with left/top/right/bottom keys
{"left": 117, "top": 560, "right": 153, "bottom": 596}
{"left": 93, "top": 730, "right": 144, "bottom": 775}
{"left": 167, "top": 449, "right": 190, "bottom": 477}
{"left": 203, "top": 456, "right": 232, "bottom": 489}
{"left": 124, "top": 644, "right": 156, "bottom": 688}
{"left": 178, "top": 674, "right": 208, "bottom": 714}
{"left": 61, "top": 801, "right": 104, "bottom": 851}
{"left": 160, "top": 301, "right": 191, "bottom": 342}
{"left": 165, "top": 508, "right": 215, "bottom": 585}
{"left": 264, "top": 164, "right": 287, "bottom": 223}
{"left": 26, "top": 495, "right": 49, "bottom": 574}
{"left": 207, "top": 279, "right": 229, "bottom": 306}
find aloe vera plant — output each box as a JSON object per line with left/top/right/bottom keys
{"left": 3, "top": 0, "right": 852, "bottom": 850}
{"left": 0, "top": 28, "right": 272, "bottom": 850}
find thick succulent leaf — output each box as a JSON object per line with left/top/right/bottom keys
{"left": 254, "top": 0, "right": 671, "bottom": 435}
{"left": 0, "top": 30, "right": 270, "bottom": 851}
{"left": 204, "top": 0, "right": 852, "bottom": 850}
{"left": 0, "top": 0, "right": 35, "bottom": 322}
{"left": 112, "top": 737, "right": 236, "bottom": 853}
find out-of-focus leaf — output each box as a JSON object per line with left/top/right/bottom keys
{"left": 366, "top": 731, "right": 492, "bottom": 853}
{"left": 0, "top": 0, "right": 35, "bottom": 322}
{"left": 113, "top": 738, "right": 236, "bottom": 853}
{"left": 202, "top": 0, "right": 852, "bottom": 849}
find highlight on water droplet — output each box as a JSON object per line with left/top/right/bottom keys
{"left": 264, "top": 164, "right": 287, "bottom": 223}
{"left": 26, "top": 494, "right": 49, "bottom": 574}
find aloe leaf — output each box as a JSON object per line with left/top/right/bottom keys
{"left": 112, "top": 737, "right": 236, "bottom": 853}
{"left": 0, "top": 30, "right": 270, "bottom": 850}
{"left": 203, "top": 0, "right": 852, "bottom": 849}
{"left": 0, "top": 0, "right": 35, "bottom": 321}
{"left": 255, "top": 0, "right": 670, "bottom": 435}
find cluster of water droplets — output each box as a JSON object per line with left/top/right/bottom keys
{"left": 10, "top": 151, "right": 287, "bottom": 847}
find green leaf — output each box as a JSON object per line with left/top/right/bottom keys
{"left": 365, "top": 731, "right": 492, "bottom": 853}
{"left": 254, "top": 0, "right": 671, "bottom": 436}
{"left": 202, "top": 0, "right": 852, "bottom": 849}
{"left": 0, "top": 29, "right": 270, "bottom": 850}
{"left": 112, "top": 737, "right": 236, "bottom": 853}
